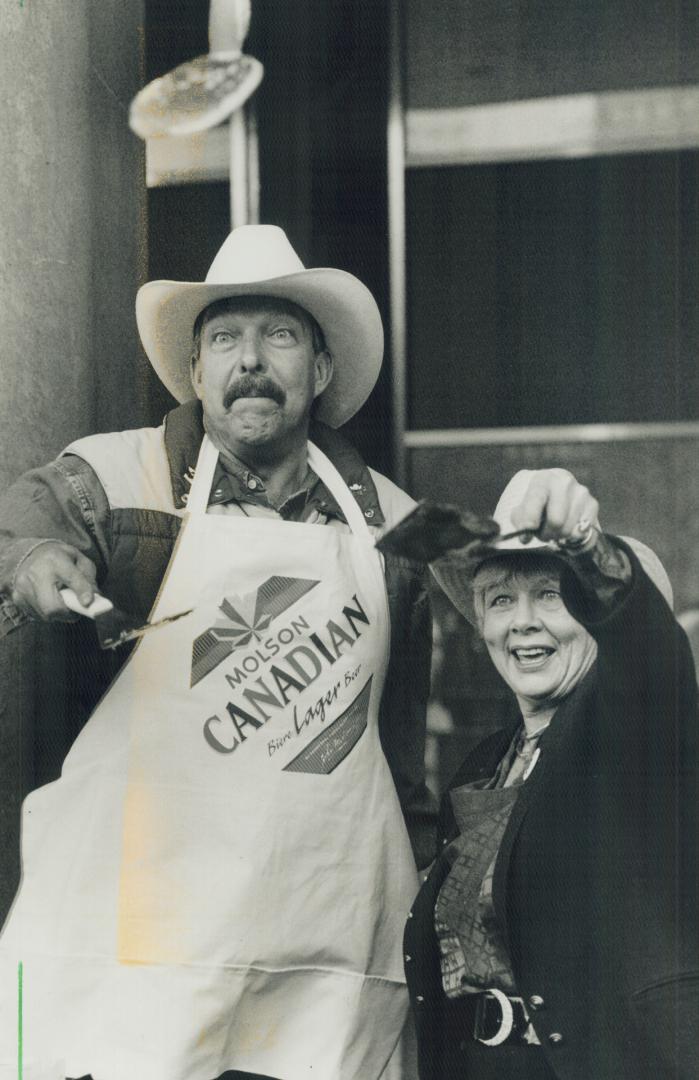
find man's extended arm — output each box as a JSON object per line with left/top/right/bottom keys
{"left": 0, "top": 455, "right": 110, "bottom": 632}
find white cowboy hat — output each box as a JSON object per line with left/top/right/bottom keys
{"left": 432, "top": 470, "right": 673, "bottom": 620}
{"left": 135, "top": 225, "right": 384, "bottom": 428}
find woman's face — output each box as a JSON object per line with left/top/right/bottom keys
{"left": 475, "top": 557, "right": 597, "bottom": 714}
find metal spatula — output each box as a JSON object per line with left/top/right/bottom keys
{"left": 375, "top": 501, "right": 500, "bottom": 563}
{"left": 375, "top": 500, "right": 538, "bottom": 564}
{"left": 60, "top": 588, "right": 192, "bottom": 650}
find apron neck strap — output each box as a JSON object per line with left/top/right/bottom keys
{"left": 306, "top": 441, "right": 373, "bottom": 539}
{"left": 186, "top": 434, "right": 375, "bottom": 541}
{"left": 186, "top": 435, "right": 219, "bottom": 514}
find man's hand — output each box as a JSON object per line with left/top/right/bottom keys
{"left": 509, "top": 468, "right": 600, "bottom": 546}
{"left": 11, "top": 541, "right": 98, "bottom": 622}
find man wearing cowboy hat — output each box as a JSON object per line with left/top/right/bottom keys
{"left": 0, "top": 226, "right": 433, "bottom": 1080}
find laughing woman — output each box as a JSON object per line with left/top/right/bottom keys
{"left": 405, "top": 469, "right": 699, "bottom": 1080}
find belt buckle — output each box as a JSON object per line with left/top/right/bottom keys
{"left": 474, "top": 988, "right": 516, "bottom": 1046}
{"left": 474, "top": 989, "right": 541, "bottom": 1047}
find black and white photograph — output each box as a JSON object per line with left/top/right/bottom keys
{"left": 0, "top": 3, "right": 697, "bottom": 1078}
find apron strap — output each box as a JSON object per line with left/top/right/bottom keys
{"left": 306, "top": 441, "right": 374, "bottom": 539}
{"left": 185, "top": 435, "right": 219, "bottom": 515}
{"left": 185, "top": 435, "right": 375, "bottom": 541}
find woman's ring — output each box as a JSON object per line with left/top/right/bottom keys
{"left": 560, "top": 518, "right": 595, "bottom": 552}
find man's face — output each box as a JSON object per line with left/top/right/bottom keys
{"left": 191, "top": 298, "right": 332, "bottom": 458}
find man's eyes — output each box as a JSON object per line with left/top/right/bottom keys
{"left": 269, "top": 327, "right": 297, "bottom": 342}
{"left": 209, "top": 326, "right": 297, "bottom": 344}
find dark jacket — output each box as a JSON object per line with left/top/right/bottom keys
{"left": 405, "top": 543, "right": 699, "bottom": 1079}
{"left": 0, "top": 402, "right": 436, "bottom": 867}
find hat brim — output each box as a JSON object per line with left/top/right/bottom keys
{"left": 431, "top": 535, "right": 563, "bottom": 624}
{"left": 432, "top": 532, "right": 673, "bottom": 624}
{"left": 136, "top": 268, "right": 383, "bottom": 428}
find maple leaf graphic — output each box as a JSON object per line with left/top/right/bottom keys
{"left": 190, "top": 576, "right": 320, "bottom": 688}
{"left": 212, "top": 595, "right": 273, "bottom": 647}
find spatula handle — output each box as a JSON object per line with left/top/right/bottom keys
{"left": 59, "top": 587, "right": 113, "bottom": 620}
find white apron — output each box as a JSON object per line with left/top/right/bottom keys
{"left": 0, "top": 436, "right": 419, "bottom": 1080}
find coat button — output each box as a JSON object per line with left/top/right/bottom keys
{"left": 548, "top": 1032, "right": 564, "bottom": 1046}
{"left": 528, "top": 994, "right": 544, "bottom": 1010}
{"left": 416, "top": 995, "right": 424, "bottom": 1004}
{"left": 404, "top": 954, "right": 412, "bottom": 963}
{"left": 364, "top": 509, "right": 375, "bottom": 519}
{"left": 407, "top": 911, "right": 413, "bottom": 918}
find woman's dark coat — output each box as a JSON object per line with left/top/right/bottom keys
{"left": 406, "top": 544, "right": 699, "bottom": 1080}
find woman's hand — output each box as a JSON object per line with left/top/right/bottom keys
{"left": 509, "top": 469, "right": 600, "bottom": 547}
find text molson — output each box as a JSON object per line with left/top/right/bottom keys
{"left": 203, "top": 594, "right": 370, "bottom": 753}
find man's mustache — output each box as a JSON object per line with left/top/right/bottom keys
{"left": 223, "top": 375, "right": 286, "bottom": 409}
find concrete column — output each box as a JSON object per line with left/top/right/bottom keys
{"left": 0, "top": 1, "right": 147, "bottom": 920}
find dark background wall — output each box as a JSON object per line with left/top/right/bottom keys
{"left": 407, "top": 153, "right": 699, "bottom": 430}
{"left": 402, "top": 0, "right": 699, "bottom": 786}
{"left": 405, "top": 0, "right": 699, "bottom": 108}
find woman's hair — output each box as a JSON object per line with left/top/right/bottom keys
{"left": 471, "top": 551, "right": 565, "bottom": 630}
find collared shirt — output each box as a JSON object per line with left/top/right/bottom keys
{"left": 206, "top": 454, "right": 347, "bottom": 525}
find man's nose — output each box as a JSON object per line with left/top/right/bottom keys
{"left": 511, "top": 594, "right": 541, "bottom": 632}
{"left": 238, "top": 331, "right": 266, "bottom": 372}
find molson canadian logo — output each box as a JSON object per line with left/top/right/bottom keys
{"left": 192, "top": 576, "right": 374, "bottom": 772}
{"left": 191, "top": 576, "right": 320, "bottom": 687}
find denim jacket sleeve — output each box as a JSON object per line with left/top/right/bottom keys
{"left": 0, "top": 454, "right": 110, "bottom": 637}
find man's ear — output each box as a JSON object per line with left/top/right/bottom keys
{"left": 313, "top": 350, "right": 333, "bottom": 398}
{"left": 190, "top": 354, "right": 203, "bottom": 399}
